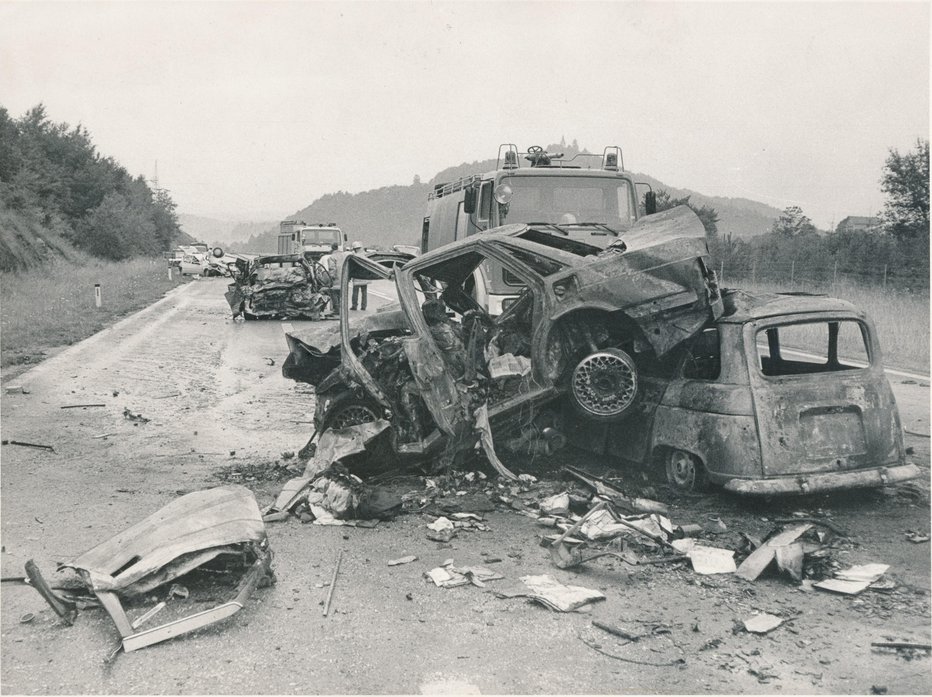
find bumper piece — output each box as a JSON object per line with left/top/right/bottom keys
{"left": 724, "top": 463, "right": 922, "bottom": 496}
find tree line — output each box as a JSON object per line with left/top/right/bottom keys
{"left": 0, "top": 104, "right": 183, "bottom": 264}
{"left": 656, "top": 139, "right": 930, "bottom": 291}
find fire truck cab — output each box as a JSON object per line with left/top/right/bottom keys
{"left": 278, "top": 221, "right": 347, "bottom": 260}
{"left": 423, "top": 144, "right": 657, "bottom": 314}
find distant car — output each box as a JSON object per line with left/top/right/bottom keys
{"left": 224, "top": 254, "right": 332, "bottom": 320}
{"left": 568, "top": 289, "right": 919, "bottom": 494}
{"left": 392, "top": 244, "right": 421, "bottom": 257}
{"left": 284, "top": 207, "right": 723, "bottom": 465}
{"left": 179, "top": 253, "right": 209, "bottom": 276}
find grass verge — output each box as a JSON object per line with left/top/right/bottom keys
{"left": 738, "top": 281, "right": 930, "bottom": 373}
{"left": 1, "top": 257, "right": 189, "bottom": 374}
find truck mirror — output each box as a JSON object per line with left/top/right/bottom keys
{"left": 212, "top": 247, "right": 224, "bottom": 258}
{"left": 645, "top": 191, "right": 657, "bottom": 215}
{"left": 463, "top": 187, "right": 477, "bottom": 215}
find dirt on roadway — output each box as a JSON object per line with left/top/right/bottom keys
{"left": 1, "top": 278, "right": 930, "bottom": 694}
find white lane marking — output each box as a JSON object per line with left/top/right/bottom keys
{"left": 367, "top": 289, "right": 395, "bottom": 302}
{"left": 771, "top": 346, "right": 929, "bottom": 381}
{"left": 419, "top": 678, "right": 481, "bottom": 695}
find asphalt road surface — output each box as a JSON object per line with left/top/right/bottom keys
{"left": 1, "top": 279, "right": 930, "bottom": 694}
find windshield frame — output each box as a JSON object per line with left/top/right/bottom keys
{"left": 496, "top": 172, "right": 636, "bottom": 229}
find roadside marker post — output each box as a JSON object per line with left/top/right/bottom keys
{"left": 94, "top": 284, "right": 102, "bottom": 308}
{"left": 168, "top": 264, "right": 173, "bottom": 281}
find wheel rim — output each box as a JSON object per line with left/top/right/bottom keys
{"left": 667, "top": 450, "right": 697, "bottom": 490}
{"left": 571, "top": 351, "right": 637, "bottom": 417}
{"left": 330, "top": 404, "right": 378, "bottom": 429}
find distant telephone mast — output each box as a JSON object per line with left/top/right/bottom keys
{"left": 148, "top": 160, "right": 168, "bottom": 197}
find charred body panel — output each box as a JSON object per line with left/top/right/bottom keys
{"left": 225, "top": 254, "right": 331, "bottom": 320}
{"left": 540, "top": 207, "right": 722, "bottom": 360}
{"left": 282, "top": 308, "right": 408, "bottom": 386}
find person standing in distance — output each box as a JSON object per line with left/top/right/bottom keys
{"left": 325, "top": 242, "right": 347, "bottom": 318}
{"left": 350, "top": 241, "right": 369, "bottom": 311}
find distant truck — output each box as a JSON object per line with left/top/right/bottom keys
{"left": 278, "top": 221, "right": 347, "bottom": 260}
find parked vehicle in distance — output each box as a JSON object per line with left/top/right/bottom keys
{"left": 566, "top": 289, "right": 919, "bottom": 494}
{"left": 224, "top": 254, "right": 332, "bottom": 320}
{"left": 179, "top": 252, "right": 209, "bottom": 276}
{"left": 392, "top": 244, "right": 421, "bottom": 257}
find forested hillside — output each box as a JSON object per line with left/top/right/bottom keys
{"left": 235, "top": 141, "right": 783, "bottom": 253}
{"left": 0, "top": 104, "right": 185, "bottom": 271}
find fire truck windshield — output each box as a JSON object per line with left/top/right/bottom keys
{"left": 301, "top": 228, "right": 343, "bottom": 244}
{"left": 498, "top": 175, "right": 634, "bottom": 229}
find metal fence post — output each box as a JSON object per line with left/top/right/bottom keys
{"left": 882, "top": 264, "right": 887, "bottom": 291}
{"left": 790, "top": 260, "right": 795, "bottom": 284}
{"left": 752, "top": 261, "right": 757, "bottom": 284}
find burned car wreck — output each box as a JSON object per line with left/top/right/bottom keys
{"left": 562, "top": 289, "right": 919, "bottom": 494}
{"left": 225, "top": 253, "right": 332, "bottom": 320}
{"left": 286, "top": 205, "right": 723, "bottom": 472}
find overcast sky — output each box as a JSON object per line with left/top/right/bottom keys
{"left": 1, "top": 1, "right": 928, "bottom": 228}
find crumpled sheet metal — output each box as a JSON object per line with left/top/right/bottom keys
{"left": 63, "top": 485, "right": 266, "bottom": 596}
{"left": 474, "top": 404, "right": 518, "bottom": 481}
{"left": 302, "top": 419, "right": 392, "bottom": 478}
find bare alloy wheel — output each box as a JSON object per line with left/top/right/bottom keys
{"left": 570, "top": 348, "right": 638, "bottom": 421}
{"left": 327, "top": 401, "right": 379, "bottom": 429}
{"left": 665, "top": 449, "right": 708, "bottom": 492}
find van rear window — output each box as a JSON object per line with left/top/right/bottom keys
{"left": 756, "top": 320, "right": 870, "bottom": 376}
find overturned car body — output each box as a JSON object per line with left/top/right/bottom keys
{"left": 286, "top": 206, "right": 723, "bottom": 469}
{"left": 225, "top": 254, "right": 332, "bottom": 320}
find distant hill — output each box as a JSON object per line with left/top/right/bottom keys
{"left": 629, "top": 174, "right": 781, "bottom": 238}
{"left": 177, "top": 214, "right": 277, "bottom": 248}
{"left": 231, "top": 141, "right": 783, "bottom": 254}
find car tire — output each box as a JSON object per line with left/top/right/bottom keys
{"left": 665, "top": 449, "right": 708, "bottom": 493}
{"left": 568, "top": 347, "right": 639, "bottom": 422}
{"left": 322, "top": 392, "right": 382, "bottom": 430}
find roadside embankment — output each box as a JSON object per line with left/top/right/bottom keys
{"left": 0, "top": 257, "right": 190, "bottom": 379}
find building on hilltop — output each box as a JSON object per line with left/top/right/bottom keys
{"left": 835, "top": 216, "right": 880, "bottom": 233}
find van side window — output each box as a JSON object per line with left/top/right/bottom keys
{"left": 756, "top": 320, "right": 870, "bottom": 376}
{"left": 680, "top": 328, "right": 721, "bottom": 380}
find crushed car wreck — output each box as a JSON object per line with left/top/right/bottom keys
{"left": 285, "top": 205, "right": 723, "bottom": 473}
{"left": 23, "top": 486, "right": 274, "bottom": 652}
{"left": 283, "top": 209, "right": 918, "bottom": 496}
{"left": 225, "top": 253, "right": 332, "bottom": 320}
